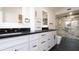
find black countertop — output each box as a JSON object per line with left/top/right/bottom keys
{"left": 0, "top": 29, "right": 57, "bottom": 39}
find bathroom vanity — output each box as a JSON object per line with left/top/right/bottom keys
{"left": 0, "top": 28, "right": 57, "bottom": 51}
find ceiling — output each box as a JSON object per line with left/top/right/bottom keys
{"left": 51, "top": 7, "right": 79, "bottom": 15}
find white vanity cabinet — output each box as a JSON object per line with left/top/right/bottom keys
{"left": 38, "top": 32, "right": 48, "bottom": 51}
{"left": 29, "top": 40, "right": 39, "bottom": 51}
{"left": 0, "top": 35, "right": 30, "bottom": 51}
{"left": 3, "top": 42, "right": 29, "bottom": 51}
{"left": 0, "top": 31, "right": 57, "bottom": 51}
{"left": 47, "top": 32, "right": 54, "bottom": 50}
{"left": 29, "top": 31, "right": 57, "bottom": 51}
{"left": 29, "top": 32, "right": 49, "bottom": 51}
{"left": 39, "top": 31, "right": 57, "bottom": 51}
{"left": 29, "top": 34, "right": 41, "bottom": 51}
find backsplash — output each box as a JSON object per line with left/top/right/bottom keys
{"left": 0, "top": 28, "right": 30, "bottom": 34}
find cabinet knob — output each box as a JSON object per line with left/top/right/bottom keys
{"left": 54, "top": 35, "right": 56, "bottom": 39}
{"left": 14, "top": 49, "right": 18, "bottom": 51}
{"left": 41, "top": 34, "right": 46, "bottom": 36}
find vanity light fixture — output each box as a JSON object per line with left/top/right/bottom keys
{"left": 67, "top": 8, "right": 71, "bottom": 11}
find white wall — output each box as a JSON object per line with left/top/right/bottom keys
{"left": 0, "top": 7, "right": 31, "bottom": 28}
{"left": 0, "top": 8, "right": 3, "bottom": 23}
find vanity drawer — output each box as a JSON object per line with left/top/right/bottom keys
{"left": 39, "top": 42, "right": 48, "bottom": 51}
{"left": 47, "top": 40, "right": 53, "bottom": 50}
{"left": 40, "top": 32, "right": 48, "bottom": 36}
{"left": 30, "top": 34, "right": 41, "bottom": 41}
{"left": 29, "top": 40, "right": 39, "bottom": 51}
{"left": 0, "top": 35, "right": 29, "bottom": 50}
{"left": 2, "top": 42, "right": 29, "bottom": 51}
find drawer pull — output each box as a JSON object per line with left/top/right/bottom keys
{"left": 54, "top": 35, "right": 55, "bottom": 39}
{"left": 41, "top": 41, "right": 46, "bottom": 44}
{"left": 48, "top": 39, "right": 50, "bottom": 40}
{"left": 14, "top": 49, "right": 18, "bottom": 51}
{"left": 43, "top": 50, "right": 46, "bottom": 51}
{"left": 33, "top": 45, "right": 37, "bottom": 48}
{"left": 41, "top": 34, "right": 46, "bottom": 36}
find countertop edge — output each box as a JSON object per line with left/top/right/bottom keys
{"left": 0, "top": 29, "right": 57, "bottom": 39}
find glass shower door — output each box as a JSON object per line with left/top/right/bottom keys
{"left": 56, "top": 16, "right": 79, "bottom": 39}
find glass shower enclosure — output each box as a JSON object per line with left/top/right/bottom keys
{"left": 56, "top": 10, "right": 79, "bottom": 39}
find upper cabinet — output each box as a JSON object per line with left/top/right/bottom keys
{"left": 42, "top": 10, "right": 48, "bottom": 28}
{"left": 34, "top": 8, "right": 42, "bottom": 31}
{"left": 0, "top": 8, "right": 3, "bottom": 23}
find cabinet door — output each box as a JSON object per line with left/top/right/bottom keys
{"left": 0, "top": 35, "right": 29, "bottom": 51}
{"left": 47, "top": 38, "right": 53, "bottom": 50}
{"left": 38, "top": 32, "right": 48, "bottom": 51}
{"left": 34, "top": 7, "right": 42, "bottom": 19}
{"left": 51, "top": 32, "right": 55, "bottom": 46}
{"left": 34, "top": 8, "right": 42, "bottom": 31}
{"left": 2, "top": 42, "right": 29, "bottom": 51}
{"left": 35, "top": 19, "right": 42, "bottom": 31}
{"left": 53, "top": 35, "right": 57, "bottom": 45}
{"left": 30, "top": 33, "right": 41, "bottom": 51}
{"left": 52, "top": 31, "right": 57, "bottom": 45}
{"left": 47, "top": 32, "right": 55, "bottom": 50}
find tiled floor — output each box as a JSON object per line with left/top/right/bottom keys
{"left": 50, "top": 37, "right": 79, "bottom": 51}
